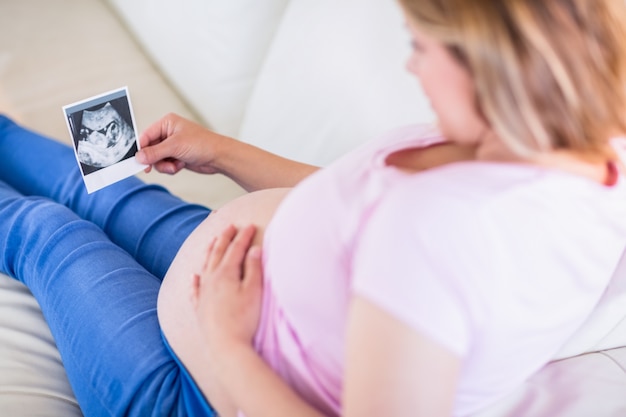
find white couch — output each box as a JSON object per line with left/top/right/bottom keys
{"left": 1, "top": 1, "right": 626, "bottom": 416}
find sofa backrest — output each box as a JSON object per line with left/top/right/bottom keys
{"left": 238, "top": 0, "right": 436, "bottom": 166}
{"left": 108, "top": 0, "right": 436, "bottom": 166}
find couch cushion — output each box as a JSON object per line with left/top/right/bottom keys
{"left": 0, "top": 274, "right": 82, "bottom": 417}
{"left": 107, "top": 0, "right": 290, "bottom": 137}
{"left": 238, "top": 0, "right": 435, "bottom": 166}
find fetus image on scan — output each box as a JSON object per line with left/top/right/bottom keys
{"left": 76, "top": 102, "right": 136, "bottom": 170}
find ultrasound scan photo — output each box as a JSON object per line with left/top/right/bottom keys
{"left": 77, "top": 101, "right": 137, "bottom": 169}
{"left": 63, "top": 87, "right": 147, "bottom": 194}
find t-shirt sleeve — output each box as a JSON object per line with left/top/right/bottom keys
{"left": 350, "top": 184, "right": 486, "bottom": 357}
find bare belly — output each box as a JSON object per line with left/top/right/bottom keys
{"left": 163, "top": 187, "right": 290, "bottom": 290}
{"left": 156, "top": 187, "right": 292, "bottom": 415}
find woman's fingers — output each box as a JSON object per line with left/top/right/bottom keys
{"left": 190, "top": 273, "right": 201, "bottom": 308}
{"left": 136, "top": 136, "right": 179, "bottom": 166}
{"left": 191, "top": 225, "right": 264, "bottom": 350}
{"left": 207, "top": 224, "right": 238, "bottom": 271}
{"left": 200, "top": 224, "right": 258, "bottom": 282}
{"left": 138, "top": 113, "right": 177, "bottom": 148}
{"left": 243, "top": 246, "right": 263, "bottom": 291}
{"left": 151, "top": 158, "right": 186, "bottom": 175}
{"left": 136, "top": 113, "right": 189, "bottom": 171}
{"left": 222, "top": 225, "right": 257, "bottom": 269}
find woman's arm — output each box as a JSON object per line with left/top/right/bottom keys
{"left": 190, "top": 225, "right": 461, "bottom": 417}
{"left": 211, "top": 342, "right": 326, "bottom": 417}
{"left": 136, "top": 113, "right": 319, "bottom": 192}
{"left": 342, "top": 296, "right": 461, "bottom": 417}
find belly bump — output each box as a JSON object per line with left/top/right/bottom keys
{"left": 155, "top": 187, "right": 291, "bottom": 412}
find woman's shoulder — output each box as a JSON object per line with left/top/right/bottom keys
{"left": 382, "top": 161, "right": 541, "bottom": 209}
{"left": 373, "top": 159, "right": 626, "bottom": 238}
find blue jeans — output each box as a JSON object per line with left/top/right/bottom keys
{"left": 0, "top": 115, "right": 216, "bottom": 416}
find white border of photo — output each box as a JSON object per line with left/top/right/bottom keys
{"left": 62, "top": 86, "right": 147, "bottom": 194}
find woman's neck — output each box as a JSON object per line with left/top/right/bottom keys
{"left": 475, "top": 133, "right": 616, "bottom": 186}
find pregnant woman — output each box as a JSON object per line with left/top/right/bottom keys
{"left": 2, "top": 1, "right": 626, "bottom": 416}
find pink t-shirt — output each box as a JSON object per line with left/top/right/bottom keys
{"left": 253, "top": 125, "right": 626, "bottom": 416}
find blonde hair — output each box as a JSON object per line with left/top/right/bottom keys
{"left": 399, "top": 0, "right": 626, "bottom": 158}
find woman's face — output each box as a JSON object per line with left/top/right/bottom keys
{"left": 405, "top": 18, "right": 487, "bottom": 145}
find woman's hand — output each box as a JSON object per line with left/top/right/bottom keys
{"left": 136, "top": 113, "right": 233, "bottom": 175}
{"left": 188, "top": 226, "right": 326, "bottom": 417}
{"left": 191, "top": 224, "right": 264, "bottom": 361}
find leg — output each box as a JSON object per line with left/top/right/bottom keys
{"left": 0, "top": 115, "right": 210, "bottom": 279}
{"left": 0, "top": 181, "right": 215, "bottom": 416}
